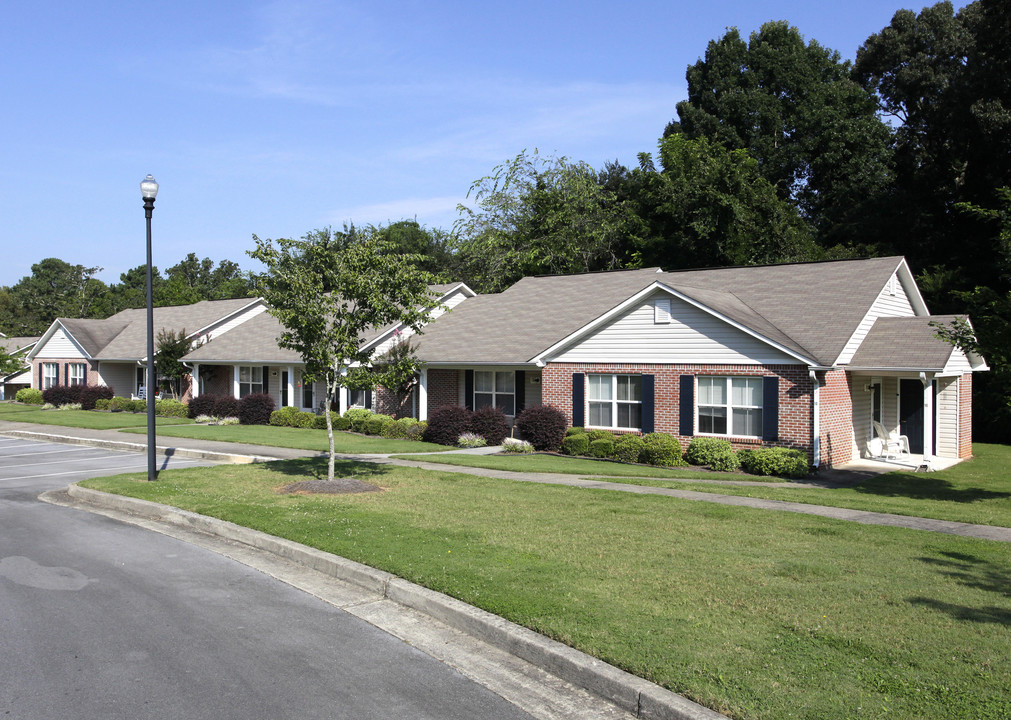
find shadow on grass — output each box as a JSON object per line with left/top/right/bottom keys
{"left": 853, "top": 472, "right": 1010, "bottom": 503}
{"left": 258, "top": 457, "right": 393, "bottom": 482}
{"left": 907, "top": 551, "right": 1011, "bottom": 625}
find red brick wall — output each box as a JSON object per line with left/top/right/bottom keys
{"left": 818, "top": 369, "right": 855, "bottom": 468}
{"left": 958, "top": 372, "right": 973, "bottom": 459}
{"left": 427, "top": 369, "right": 460, "bottom": 413}
{"left": 542, "top": 362, "right": 816, "bottom": 459}
{"left": 32, "top": 359, "right": 101, "bottom": 390}
{"left": 375, "top": 385, "right": 417, "bottom": 418}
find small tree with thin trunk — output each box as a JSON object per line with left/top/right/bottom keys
{"left": 249, "top": 225, "right": 438, "bottom": 481}
{"left": 155, "top": 328, "right": 193, "bottom": 399}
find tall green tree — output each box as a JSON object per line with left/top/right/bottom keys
{"left": 372, "top": 221, "right": 455, "bottom": 280}
{"left": 249, "top": 226, "right": 438, "bottom": 480}
{"left": 165, "top": 254, "right": 258, "bottom": 300}
{"left": 669, "top": 21, "right": 893, "bottom": 250}
{"left": 453, "top": 151, "right": 642, "bottom": 292}
{"left": 154, "top": 328, "right": 194, "bottom": 399}
{"left": 4, "top": 258, "right": 108, "bottom": 334}
{"left": 624, "top": 135, "right": 822, "bottom": 269}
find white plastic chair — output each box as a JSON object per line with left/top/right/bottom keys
{"left": 872, "top": 421, "right": 910, "bottom": 459}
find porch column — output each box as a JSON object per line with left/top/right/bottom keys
{"left": 418, "top": 367, "right": 428, "bottom": 421}
{"left": 191, "top": 364, "right": 200, "bottom": 398}
{"left": 287, "top": 366, "right": 295, "bottom": 407}
{"left": 921, "top": 373, "right": 934, "bottom": 467}
{"left": 232, "top": 365, "right": 240, "bottom": 398}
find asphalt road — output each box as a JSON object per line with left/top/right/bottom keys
{"left": 0, "top": 437, "right": 534, "bottom": 720}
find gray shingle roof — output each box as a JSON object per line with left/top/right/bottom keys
{"left": 0, "top": 336, "right": 39, "bottom": 354}
{"left": 51, "top": 298, "right": 257, "bottom": 359}
{"left": 849, "top": 315, "right": 960, "bottom": 370}
{"left": 415, "top": 257, "right": 906, "bottom": 366}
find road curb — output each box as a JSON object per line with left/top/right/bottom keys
{"left": 1, "top": 429, "right": 275, "bottom": 464}
{"left": 65, "top": 484, "right": 724, "bottom": 720}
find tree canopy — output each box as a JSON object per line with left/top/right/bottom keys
{"left": 249, "top": 225, "right": 438, "bottom": 480}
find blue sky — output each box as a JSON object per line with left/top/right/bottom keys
{"left": 0, "top": 1, "right": 955, "bottom": 287}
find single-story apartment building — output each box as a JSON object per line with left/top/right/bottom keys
{"left": 23, "top": 257, "right": 986, "bottom": 469}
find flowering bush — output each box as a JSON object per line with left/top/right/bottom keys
{"left": 457, "top": 432, "right": 487, "bottom": 448}
{"left": 502, "top": 437, "right": 534, "bottom": 453}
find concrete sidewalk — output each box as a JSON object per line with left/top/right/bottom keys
{"left": 3, "top": 419, "right": 1008, "bottom": 544}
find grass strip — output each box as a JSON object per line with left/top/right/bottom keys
{"left": 396, "top": 444, "right": 1011, "bottom": 528}
{"left": 120, "top": 422, "right": 449, "bottom": 454}
{"left": 0, "top": 403, "right": 192, "bottom": 429}
{"left": 82, "top": 459, "right": 1011, "bottom": 720}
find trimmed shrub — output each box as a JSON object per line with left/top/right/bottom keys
{"left": 333, "top": 414, "right": 352, "bottom": 431}
{"left": 709, "top": 452, "right": 740, "bottom": 472}
{"left": 383, "top": 417, "right": 417, "bottom": 439}
{"left": 639, "top": 433, "right": 687, "bottom": 467}
{"left": 214, "top": 395, "right": 240, "bottom": 420}
{"left": 565, "top": 426, "right": 587, "bottom": 437}
{"left": 406, "top": 421, "right": 427, "bottom": 441}
{"left": 293, "top": 411, "right": 317, "bottom": 429}
{"left": 129, "top": 399, "right": 148, "bottom": 413}
{"left": 74, "top": 385, "right": 113, "bottom": 410}
{"left": 457, "top": 432, "right": 487, "bottom": 448}
{"left": 15, "top": 388, "right": 44, "bottom": 405}
{"left": 239, "top": 393, "right": 275, "bottom": 425}
{"left": 470, "top": 406, "right": 509, "bottom": 446}
{"left": 685, "top": 437, "right": 733, "bottom": 466}
{"left": 561, "top": 433, "right": 589, "bottom": 456}
{"left": 155, "top": 400, "right": 188, "bottom": 418}
{"left": 343, "top": 408, "right": 374, "bottom": 433}
{"left": 270, "top": 406, "right": 301, "bottom": 427}
{"left": 365, "top": 413, "right": 394, "bottom": 436}
{"left": 586, "top": 429, "right": 615, "bottom": 442}
{"left": 313, "top": 414, "right": 329, "bottom": 430}
{"left": 42, "top": 385, "right": 75, "bottom": 407}
{"left": 502, "top": 438, "right": 534, "bottom": 454}
{"left": 424, "top": 405, "right": 473, "bottom": 446}
{"left": 188, "top": 393, "right": 223, "bottom": 420}
{"left": 612, "top": 434, "right": 645, "bottom": 464}
{"left": 588, "top": 437, "right": 615, "bottom": 458}
{"left": 514, "top": 404, "right": 566, "bottom": 452}
{"left": 738, "top": 447, "right": 809, "bottom": 478}
{"left": 109, "top": 396, "right": 134, "bottom": 412}
{"left": 94, "top": 398, "right": 111, "bottom": 411}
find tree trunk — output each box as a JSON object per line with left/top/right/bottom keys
{"left": 326, "top": 373, "right": 338, "bottom": 481}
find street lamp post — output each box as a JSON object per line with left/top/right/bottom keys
{"left": 141, "top": 174, "right": 159, "bottom": 481}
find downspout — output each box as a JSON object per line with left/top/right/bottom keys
{"left": 809, "top": 369, "right": 821, "bottom": 469}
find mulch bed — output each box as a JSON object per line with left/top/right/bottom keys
{"left": 279, "top": 478, "right": 381, "bottom": 495}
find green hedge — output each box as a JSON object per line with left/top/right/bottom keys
{"left": 565, "top": 426, "right": 587, "bottom": 437}
{"left": 738, "top": 447, "right": 809, "bottom": 478}
{"left": 612, "top": 434, "right": 645, "bottom": 464}
{"left": 15, "top": 388, "right": 44, "bottom": 404}
{"left": 364, "top": 414, "right": 394, "bottom": 436}
{"left": 561, "top": 434, "right": 590, "bottom": 456}
{"left": 343, "top": 408, "right": 374, "bottom": 433}
{"left": 640, "top": 433, "right": 687, "bottom": 467}
{"left": 155, "top": 399, "right": 188, "bottom": 418}
{"left": 586, "top": 429, "right": 615, "bottom": 442}
{"left": 588, "top": 438, "right": 615, "bottom": 458}
{"left": 685, "top": 437, "right": 739, "bottom": 471}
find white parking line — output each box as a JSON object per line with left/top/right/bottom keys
{"left": 1, "top": 446, "right": 98, "bottom": 459}
{"left": 2, "top": 454, "right": 147, "bottom": 470}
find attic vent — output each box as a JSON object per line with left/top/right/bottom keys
{"left": 654, "top": 298, "right": 672, "bottom": 324}
{"left": 888, "top": 275, "right": 898, "bottom": 296}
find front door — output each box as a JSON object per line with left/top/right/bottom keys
{"left": 281, "top": 372, "right": 289, "bottom": 407}
{"left": 899, "top": 379, "right": 924, "bottom": 454}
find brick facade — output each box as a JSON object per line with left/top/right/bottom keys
{"left": 958, "top": 372, "right": 973, "bottom": 459}
{"left": 426, "top": 369, "right": 460, "bottom": 413}
{"left": 818, "top": 369, "right": 855, "bottom": 468}
{"left": 32, "top": 358, "right": 101, "bottom": 390}
{"left": 543, "top": 362, "right": 817, "bottom": 461}
{"left": 374, "top": 385, "right": 417, "bottom": 418}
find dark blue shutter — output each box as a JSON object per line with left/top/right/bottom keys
{"left": 515, "top": 371, "right": 526, "bottom": 415}
{"left": 640, "top": 374, "right": 654, "bottom": 434}
{"left": 262, "top": 366, "right": 269, "bottom": 395}
{"left": 38, "top": 363, "right": 43, "bottom": 390}
{"left": 82, "top": 364, "right": 88, "bottom": 385}
{"left": 365, "top": 390, "right": 373, "bottom": 410}
{"left": 465, "top": 370, "right": 474, "bottom": 411}
{"left": 572, "top": 373, "right": 585, "bottom": 428}
{"left": 679, "top": 375, "right": 694, "bottom": 436}
{"left": 762, "top": 376, "right": 779, "bottom": 441}
{"left": 64, "top": 363, "right": 69, "bottom": 386}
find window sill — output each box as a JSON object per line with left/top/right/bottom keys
{"left": 695, "top": 433, "right": 763, "bottom": 444}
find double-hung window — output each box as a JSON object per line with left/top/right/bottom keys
{"left": 43, "top": 363, "right": 59, "bottom": 390}
{"left": 474, "top": 371, "right": 515, "bottom": 415}
{"left": 69, "top": 363, "right": 86, "bottom": 386}
{"left": 588, "top": 374, "right": 641, "bottom": 429}
{"left": 238, "top": 366, "right": 263, "bottom": 398}
{"left": 698, "top": 377, "right": 763, "bottom": 437}
{"left": 349, "top": 389, "right": 368, "bottom": 408}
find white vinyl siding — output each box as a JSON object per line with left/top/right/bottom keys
{"left": 836, "top": 272, "right": 918, "bottom": 365}
{"left": 935, "top": 377, "right": 959, "bottom": 458}
{"left": 552, "top": 291, "right": 800, "bottom": 365}
{"left": 98, "top": 362, "right": 134, "bottom": 396}
{"left": 35, "top": 327, "right": 88, "bottom": 359}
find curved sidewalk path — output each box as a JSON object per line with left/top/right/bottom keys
{"left": 2, "top": 419, "right": 1008, "bottom": 544}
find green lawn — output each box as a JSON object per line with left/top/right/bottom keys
{"left": 0, "top": 402, "right": 192, "bottom": 429}
{"left": 82, "top": 459, "right": 1011, "bottom": 720}
{"left": 396, "top": 444, "right": 1011, "bottom": 528}
{"left": 120, "top": 421, "right": 449, "bottom": 454}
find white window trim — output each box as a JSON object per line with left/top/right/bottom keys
{"left": 43, "top": 362, "right": 59, "bottom": 390}
{"left": 69, "top": 363, "right": 86, "bottom": 386}
{"left": 238, "top": 366, "right": 264, "bottom": 397}
{"left": 473, "top": 370, "right": 516, "bottom": 416}
{"left": 586, "top": 374, "right": 642, "bottom": 430}
{"left": 696, "top": 376, "right": 764, "bottom": 439}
